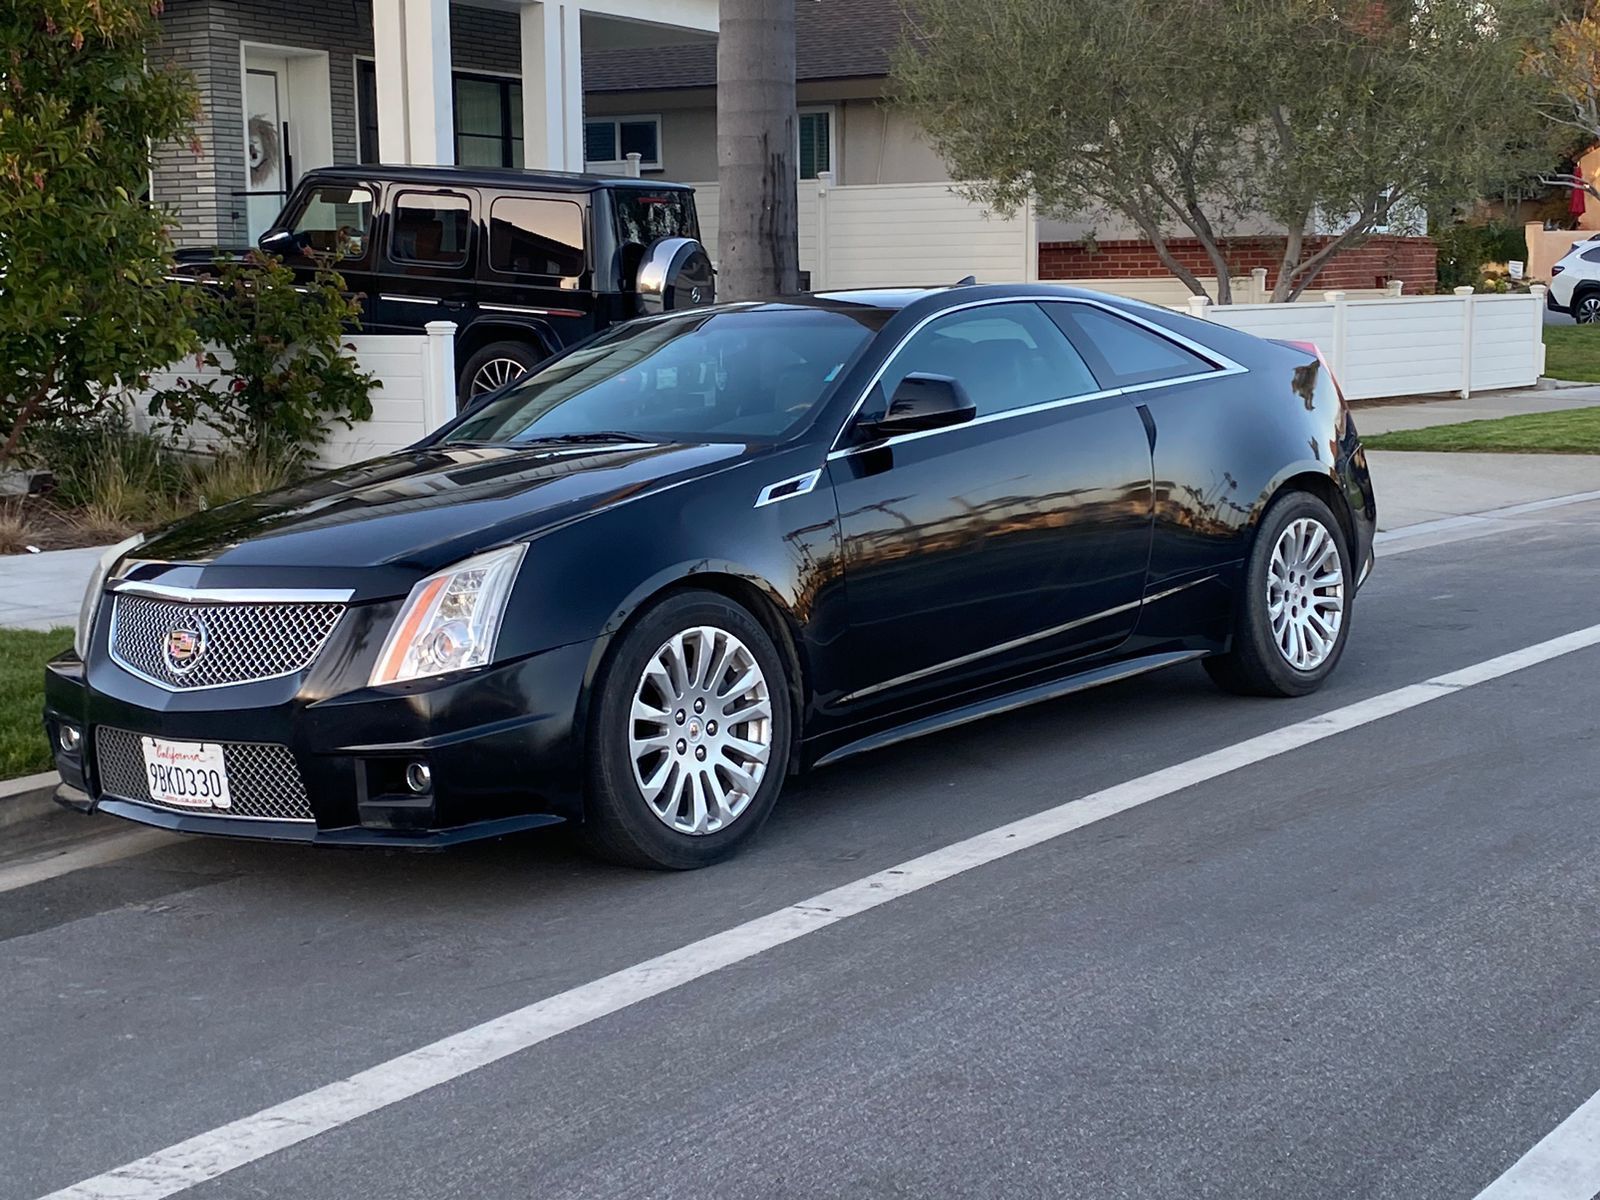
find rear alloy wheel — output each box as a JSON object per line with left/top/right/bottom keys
{"left": 583, "top": 591, "right": 791, "bottom": 868}
{"left": 456, "top": 340, "right": 544, "bottom": 411}
{"left": 1576, "top": 293, "right": 1600, "bottom": 325}
{"left": 1205, "top": 491, "right": 1353, "bottom": 697}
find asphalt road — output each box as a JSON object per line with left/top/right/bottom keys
{"left": 5, "top": 495, "right": 1600, "bottom": 1200}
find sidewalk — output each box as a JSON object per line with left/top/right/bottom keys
{"left": 0, "top": 544, "right": 106, "bottom": 631}
{"left": 1354, "top": 383, "right": 1600, "bottom": 435}
{"left": 1365, "top": 451, "right": 1600, "bottom": 530}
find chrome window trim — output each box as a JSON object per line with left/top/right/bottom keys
{"left": 826, "top": 294, "right": 1247, "bottom": 459}
{"left": 110, "top": 582, "right": 355, "bottom": 605}
{"left": 754, "top": 469, "right": 823, "bottom": 508}
{"left": 380, "top": 294, "right": 440, "bottom": 306}
{"left": 836, "top": 575, "right": 1215, "bottom": 705}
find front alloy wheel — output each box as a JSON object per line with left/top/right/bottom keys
{"left": 628, "top": 626, "right": 773, "bottom": 836}
{"left": 583, "top": 590, "right": 792, "bottom": 869}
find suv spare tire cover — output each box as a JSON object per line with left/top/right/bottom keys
{"left": 635, "top": 236, "right": 716, "bottom": 316}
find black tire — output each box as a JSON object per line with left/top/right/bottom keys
{"left": 457, "top": 340, "right": 545, "bottom": 411}
{"left": 1205, "top": 490, "right": 1353, "bottom": 698}
{"left": 580, "top": 590, "right": 793, "bottom": 869}
{"left": 1574, "top": 289, "right": 1600, "bottom": 325}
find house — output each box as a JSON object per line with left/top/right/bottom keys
{"left": 149, "top": 0, "right": 718, "bottom": 249}
{"left": 150, "top": 0, "right": 1434, "bottom": 297}
{"left": 579, "top": 0, "right": 946, "bottom": 187}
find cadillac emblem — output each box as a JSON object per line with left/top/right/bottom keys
{"left": 163, "top": 619, "right": 208, "bottom": 675}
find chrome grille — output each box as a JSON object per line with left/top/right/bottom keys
{"left": 94, "top": 727, "right": 315, "bottom": 822}
{"left": 109, "top": 594, "right": 344, "bottom": 690}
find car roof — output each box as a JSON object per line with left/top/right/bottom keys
{"left": 804, "top": 283, "right": 1169, "bottom": 312}
{"left": 303, "top": 163, "right": 697, "bottom": 195}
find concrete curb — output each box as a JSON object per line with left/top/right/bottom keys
{"left": 0, "top": 771, "right": 62, "bottom": 830}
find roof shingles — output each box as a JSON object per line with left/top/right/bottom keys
{"left": 582, "top": 0, "right": 904, "bottom": 93}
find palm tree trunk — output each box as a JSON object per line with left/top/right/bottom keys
{"left": 716, "top": 0, "right": 799, "bottom": 301}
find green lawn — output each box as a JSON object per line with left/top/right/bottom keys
{"left": 0, "top": 627, "right": 71, "bottom": 779}
{"left": 1363, "top": 406, "right": 1600, "bottom": 454}
{"left": 1543, "top": 325, "right": 1600, "bottom": 383}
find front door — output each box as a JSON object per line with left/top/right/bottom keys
{"left": 830, "top": 301, "right": 1154, "bottom": 715}
{"left": 243, "top": 58, "right": 292, "bottom": 244}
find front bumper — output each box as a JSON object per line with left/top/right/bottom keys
{"left": 44, "top": 629, "right": 598, "bottom": 847}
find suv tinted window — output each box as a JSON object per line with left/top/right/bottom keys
{"left": 1047, "top": 303, "right": 1215, "bottom": 388}
{"left": 285, "top": 184, "right": 373, "bottom": 258}
{"left": 614, "top": 190, "right": 696, "bottom": 246}
{"left": 1580, "top": 247, "right": 1600, "bottom": 264}
{"left": 879, "top": 303, "right": 1100, "bottom": 418}
{"left": 488, "top": 197, "right": 585, "bottom": 277}
{"left": 391, "top": 192, "right": 471, "bottom": 267}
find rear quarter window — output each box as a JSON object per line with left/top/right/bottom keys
{"left": 1047, "top": 302, "right": 1218, "bottom": 389}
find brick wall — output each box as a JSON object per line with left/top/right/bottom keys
{"left": 1037, "top": 235, "right": 1439, "bottom": 295}
{"left": 151, "top": 0, "right": 521, "bottom": 248}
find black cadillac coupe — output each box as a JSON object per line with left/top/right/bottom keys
{"left": 45, "top": 284, "right": 1376, "bottom": 869}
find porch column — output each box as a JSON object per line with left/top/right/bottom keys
{"left": 371, "top": 0, "right": 456, "bottom": 165}
{"left": 520, "top": 1, "right": 584, "bottom": 172}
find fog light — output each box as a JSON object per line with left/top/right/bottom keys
{"left": 57, "top": 724, "right": 82, "bottom": 754}
{"left": 404, "top": 761, "right": 432, "bottom": 795}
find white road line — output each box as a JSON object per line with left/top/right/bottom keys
{"left": 34, "top": 621, "right": 1600, "bottom": 1200}
{"left": 1473, "top": 1088, "right": 1600, "bottom": 1200}
{"left": 0, "top": 830, "right": 173, "bottom": 895}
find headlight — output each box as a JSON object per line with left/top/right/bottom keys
{"left": 75, "top": 533, "right": 146, "bottom": 658}
{"left": 370, "top": 544, "right": 526, "bottom": 686}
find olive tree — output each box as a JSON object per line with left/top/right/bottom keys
{"left": 0, "top": 0, "right": 199, "bottom": 464}
{"left": 892, "top": 0, "right": 1553, "bottom": 301}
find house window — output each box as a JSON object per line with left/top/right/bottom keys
{"left": 356, "top": 61, "right": 523, "bottom": 168}
{"left": 582, "top": 115, "right": 662, "bottom": 169}
{"left": 799, "top": 108, "right": 833, "bottom": 180}
{"left": 455, "top": 74, "right": 524, "bottom": 169}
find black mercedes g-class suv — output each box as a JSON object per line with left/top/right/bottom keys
{"left": 227, "top": 164, "right": 715, "bottom": 408}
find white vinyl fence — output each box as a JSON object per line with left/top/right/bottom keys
{"left": 137, "top": 322, "right": 457, "bottom": 468}
{"left": 693, "top": 173, "right": 1036, "bottom": 288}
{"left": 1183, "top": 287, "right": 1546, "bottom": 401}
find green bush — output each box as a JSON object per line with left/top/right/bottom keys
{"left": 1433, "top": 221, "right": 1531, "bottom": 291}
{"left": 0, "top": 0, "right": 201, "bottom": 467}
{"left": 150, "top": 250, "right": 378, "bottom": 465}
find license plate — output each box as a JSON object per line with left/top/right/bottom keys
{"left": 139, "top": 737, "right": 232, "bottom": 811}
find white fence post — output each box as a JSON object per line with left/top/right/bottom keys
{"left": 1323, "top": 291, "right": 1349, "bottom": 382}
{"left": 1186, "top": 295, "right": 1211, "bottom": 319}
{"left": 624, "top": 152, "right": 642, "bottom": 178}
{"left": 813, "top": 171, "right": 833, "bottom": 290}
{"left": 1454, "top": 285, "right": 1475, "bottom": 399}
{"left": 1530, "top": 284, "right": 1549, "bottom": 378}
{"left": 1250, "top": 267, "right": 1268, "bottom": 304}
{"left": 423, "top": 321, "right": 457, "bottom": 432}
{"left": 1024, "top": 196, "right": 1041, "bottom": 283}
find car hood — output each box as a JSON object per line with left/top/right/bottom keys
{"left": 132, "top": 440, "right": 751, "bottom": 597}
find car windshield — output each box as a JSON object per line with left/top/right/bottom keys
{"left": 445, "top": 305, "right": 888, "bottom": 445}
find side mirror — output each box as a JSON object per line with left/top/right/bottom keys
{"left": 257, "top": 229, "right": 297, "bottom": 257}
{"left": 859, "top": 373, "right": 977, "bottom": 439}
